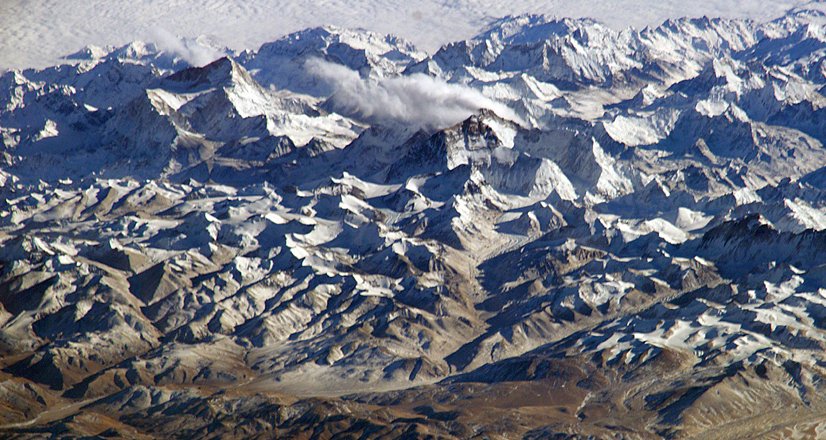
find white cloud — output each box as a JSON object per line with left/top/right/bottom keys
{"left": 149, "top": 28, "right": 223, "bottom": 67}
{"left": 306, "top": 58, "right": 524, "bottom": 130}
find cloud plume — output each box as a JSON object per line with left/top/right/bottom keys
{"left": 149, "top": 28, "right": 223, "bottom": 67}
{"left": 306, "top": 58, "right": 524, "bottom": 130}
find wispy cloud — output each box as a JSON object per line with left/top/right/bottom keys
{"left": 149, "top": 28, "right": 223, "bottom": 67}
{"left": 306, "top": 58, "right": 524, "bottom": 130}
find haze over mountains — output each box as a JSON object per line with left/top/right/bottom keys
{"left": 0, "top": 0, "right": 819, "bottom": 69}
{"left": 2, "top": 3, "right": 826, "bottom": 438}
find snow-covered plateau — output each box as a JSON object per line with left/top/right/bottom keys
{"left": 3, "top": 4, "right": 826, "bottom": 438}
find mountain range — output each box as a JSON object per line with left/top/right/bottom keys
{"left": 2, "top": 6, "right": 826, "bottom": 438}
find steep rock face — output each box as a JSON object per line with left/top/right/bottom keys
{"left": 4, "top": 8, "right": 826, "bottom": 439}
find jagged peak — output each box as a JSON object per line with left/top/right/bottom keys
{"left": 63, "top": 45, "right": 110, "bottom": 62}
{"left": 256, "top": 25, "right": 421, "bottom": 59}
{"left": 164, "top": 56, "right": 245, "bottom": 87}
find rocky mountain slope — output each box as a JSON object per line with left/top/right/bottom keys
{"left": 2, "top": 7, "right": 826, "bottom": 439}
